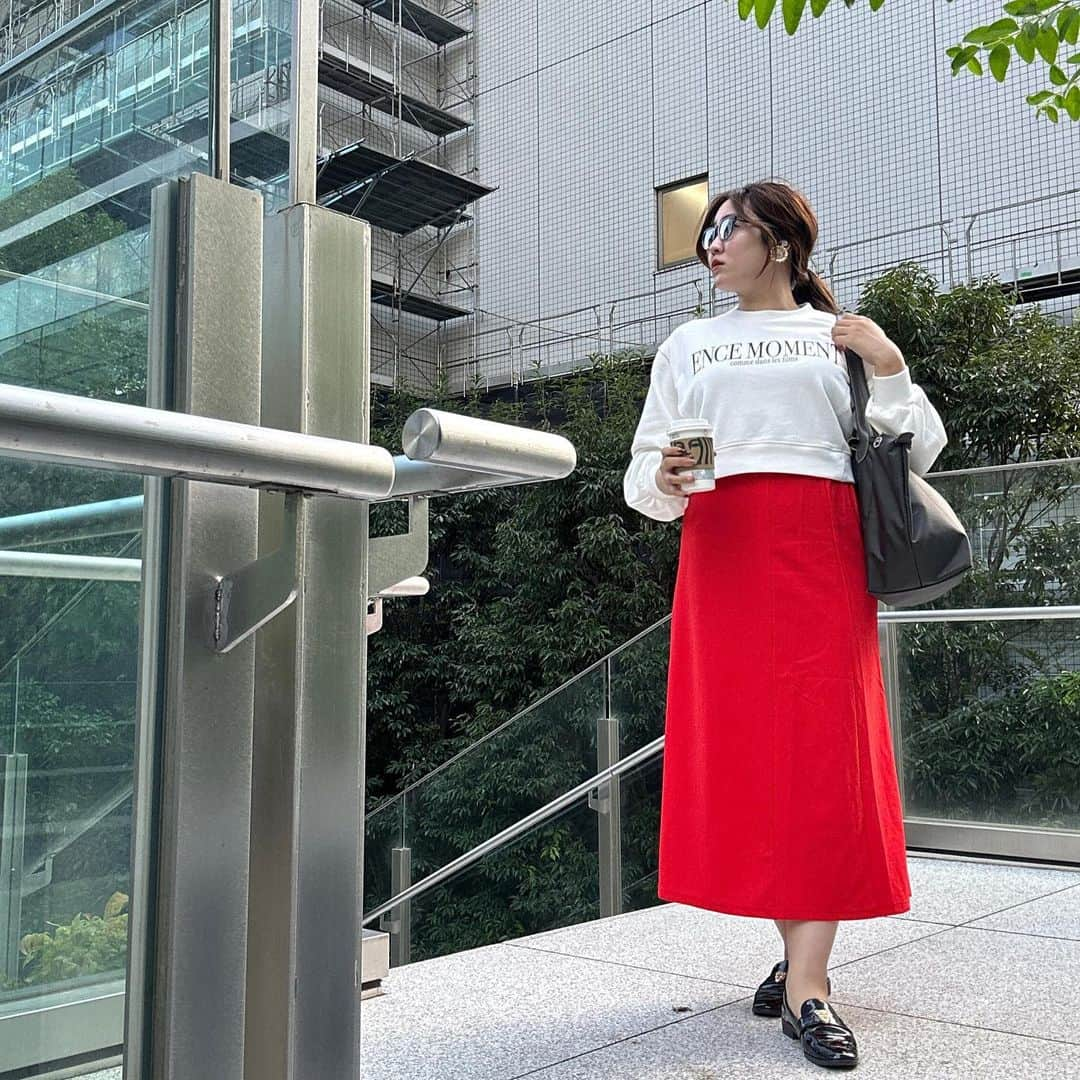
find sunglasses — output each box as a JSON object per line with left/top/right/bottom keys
{"left": 699, "top": 213, "right": 747, "bottom": 249}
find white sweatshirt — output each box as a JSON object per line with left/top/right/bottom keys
{"left": 623, "top": 302, "right": 948, "bottom": 522}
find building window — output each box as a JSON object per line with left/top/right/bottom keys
{"left": 657, "top": 176, "right": 709, "bottom": 269}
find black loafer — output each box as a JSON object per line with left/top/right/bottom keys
{"left": 780, "top": 988, "right": 858, "bottom": 1069}
{"left": 752, "top": 959, "right": 831, "bottom": 1018}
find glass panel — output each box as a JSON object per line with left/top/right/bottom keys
{"left": 0, "top": 464, "right": 141, "bottom": 1075}
{"left": 399, "top": 665, "right": 605, "bottom": 914}
{"left": 926, "top": 462, "right": 1080, "bottom": 609}
{"left": 0, "top": 0, "right": 292, "bottom": 1072}
{"left": 360, "top": 461, "right": 1080, "bottom": 978}
{"left": 363, "top": 792, "right": 404, "bottom": 927}
{"left": 363, "top": 621, "right": 672, "bottom": 920}
{"left": 895, "top": 615, "right": 1080, "bottom": 829}
{"left": 609, "top": 623, "right": 669, "bottom": 756}
{"left": 402, "top": 771, "right": 612, "bottom": 963}
{"left": 617, "top": 754, "right": 664, "bottom": 914}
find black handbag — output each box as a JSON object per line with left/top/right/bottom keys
{"left": 845, "top": 347, "right": 972, "bottom": 607}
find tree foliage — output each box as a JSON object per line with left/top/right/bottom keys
{"left": 3, "top": 248, "right": 1079, "bottom": 975}
{"left": 735, "top": 0, "right": 1080, "bottom": 122}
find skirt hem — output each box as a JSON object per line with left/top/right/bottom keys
{"left": 657, "top": 887, "right": 912, "bottom": 922}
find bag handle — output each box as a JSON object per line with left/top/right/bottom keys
{"left": 843, "top": 344, "right": 873, "bottom": 464}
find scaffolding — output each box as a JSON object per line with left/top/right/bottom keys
{"left": 314, "top": 0, "right": 490, "bottom": 389}
{"left": 0, "top": 0, "right": 491, "bottom": 394}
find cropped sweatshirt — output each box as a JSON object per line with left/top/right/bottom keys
{"left": 623, "top": 302, "right": 948, "bottom": 522}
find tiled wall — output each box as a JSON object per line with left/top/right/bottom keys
{"left": 446, "top": 0, "right": 1079, "bottom": 393}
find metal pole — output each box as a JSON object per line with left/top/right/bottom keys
{"left": 144, "top": 172, "right": 265, "bottom": 1080}
{"left": 385, "top": 846, "right": 412, "bottom": 967}
{"left": 290, "top": 0, "right": 320, "bottom": 204}
{"left": 0, "top": 754, "right": 28, "bottom": 983}
{"left": 244, "top": 201, "right": 370, "bottom": 1080}
{"left": 209, "top": 0, "right": 232, "bottom": 181}
{"left": 594, "top": 656, "right": 623, "bottom": 918}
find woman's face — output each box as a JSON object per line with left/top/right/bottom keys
{"left": 703, "top": 199, "right": 769, "bottom": 291}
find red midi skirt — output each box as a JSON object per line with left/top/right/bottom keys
{"left": 656, "top": 471, "right": 912, "bottom": 920}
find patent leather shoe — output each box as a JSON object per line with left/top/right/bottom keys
{"left": 752, "top": 959, "right": 830, "bottom": 1018}
{"left": 780, "top": 987, "right": 858, "bottom": 1069}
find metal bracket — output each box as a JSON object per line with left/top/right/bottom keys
{"left": 587, "top": 782, "right": 611, "bottom": 816}
{"left": 209, "top": 492, "right": 300, "bottom": 654}
{"left": 368, "top": 494, "right": 430, "bottom": 596}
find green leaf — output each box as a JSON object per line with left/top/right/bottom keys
{"left": 965, "top": 21, "right": 1018, "bottom": 46}
{"left": 739, "top": 0, "right": 755, "bottom": 19}
{"left": 1057, "top": 8, "right": 1079, "bottom": 43}
{"left": 1026, "top": 89, "right": 1056, "bottom": 104}
{"left": 1003, "top": 0, "right": 1054, "bottom": 14}
{"left": 782, "top": 0, "right": 808, "bottom": 34}
{"left": 990, "top": 44, "right": 1011, "bottom": 82}
{"left": 1049, "top": 63, "right": 1069, "bottom": 85}
{"left": 966, "top": 56, "right": 984, "bottom": 76}
{"left": 1036, "top": 26, "right": 1059, "bottom": 64}
{"left": 1066, "top": 84, "right": 1080, "bottom": 120}
{"left": 950, "top": 44, "right": 980, "bottom": 76}
{"left": 1002, "top": 0, "right": 1054, "bottom": 12}
{"left": 1065, "top": 11, "right": 1080, "bottom": 46}
{"left": 1044, "top": 104, "right": 1060, "bottom": 122}
{"left": 754, "top": 0, "right": 778, "bottom": 30}
{"left": 1015, "top": 35, "right": 1037, "bottom": 63}
{"left": 810, "top": 0, "right": 830, "bottom": 16}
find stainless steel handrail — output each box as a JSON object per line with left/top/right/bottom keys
{"left": 0, "top": 496, "right": 144, "bottom": 549}
{"left": 0, "top": 551, "right": 141, "bottom": 581}
{"left": 361, "top": 733, "right": 665, "bottom": 926}
{"left": 877, "top": 605, "right": 1080, "bottom": 623}
{"left": 0, "top": 384, "right": 576, "bottom": 499}
{"left": 0, "top": 382, "right": 396, "bottom": 498}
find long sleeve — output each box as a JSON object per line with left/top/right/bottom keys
{"left": 623, "top": 346, "right": 689, "bottom": 522}
{"left": 865, "top": 363, "right": 948, "bottom": 477}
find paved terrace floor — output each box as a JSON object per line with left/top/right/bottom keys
{"left": 86, "top": 852, "right": 1080, "bottom": 1079}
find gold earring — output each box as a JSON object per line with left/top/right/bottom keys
{"left": 771, "top": 242, "right": 790, "bottom": 263}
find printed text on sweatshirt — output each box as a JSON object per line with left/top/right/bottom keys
{"left": 622, "top": 302, "right": 948, "bottom": 522}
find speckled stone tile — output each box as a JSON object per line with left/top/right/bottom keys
{"left": 360, "top": 938, "right": 748, "bottom": 1080}
{"left": 826, "top": 925, "right": 1080, "bottom": 1044}
{"left": 522, "top": 998, "right": 1080, "bottom": 1080}
{"left": 898, "top": 855, "right": 1080, "bottom": 926}
{"left": 73, "top": 1069, "right": 121, "bottom": 1079}
{"left": 965, "top": 879, "right": 1080, "bottom": 939}
{"left": 508, "top": 897, "right": 951, "bottom": 991}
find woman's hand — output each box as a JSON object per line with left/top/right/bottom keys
{"left": 655, "top": 445, "right": 697, "bottom": 496}
{"left": 832, "top": 312, "right": 906, "bottom": 376}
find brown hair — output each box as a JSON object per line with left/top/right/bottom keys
{"left": 693, "top": 181, "right": 839, "bottom": 315}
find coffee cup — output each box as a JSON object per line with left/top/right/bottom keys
{"left": 667, "top": 418, "right": 715, "bottom": 494}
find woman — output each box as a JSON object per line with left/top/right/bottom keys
{"left": 622, "top": 181, "right": 947, "bottom": 1071}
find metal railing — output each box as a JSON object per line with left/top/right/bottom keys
{"left": 445, "top": 187, "right": 1080, "bottom": 393}
{"left": 360, "top": 456, "right": 1080, "bottom": 946}
{"left": 362, "top": 734, "right": 664, "bottom": 927}
{"left": 0, "top": 383, "right": 576, "bottom": 500}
